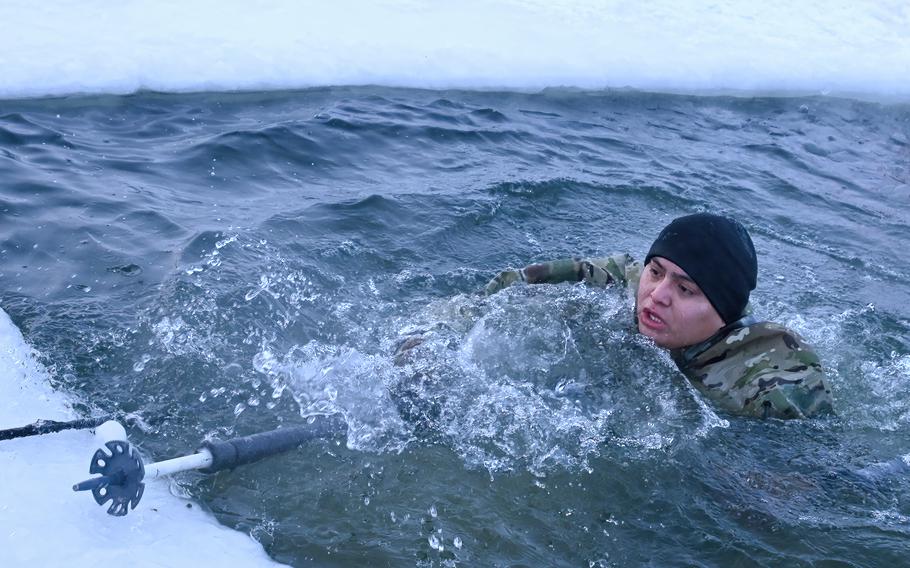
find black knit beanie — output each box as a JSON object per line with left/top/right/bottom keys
{"left": 644, "top": 213, "right": 757, "bottom": 324}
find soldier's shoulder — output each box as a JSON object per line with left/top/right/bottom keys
{"left": 721, "top": 322, "right": 817, "bottom": 358}
{"left": 695, "top": 320, "right": 823, "bottom": 375}
{"left": 684, "top": 320, "right": 833, "bottom": 419}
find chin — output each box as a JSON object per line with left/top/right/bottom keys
{"left": 638, "top": 323, "right": 667, "bottom": 347}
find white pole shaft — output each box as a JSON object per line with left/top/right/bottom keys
{"left": 94, "top": 420, "right": 214, "bottom": 481}
{"left": 144, "top": 449, "right": 214, "bottom": 481}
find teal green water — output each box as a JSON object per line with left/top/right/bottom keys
{"left": 1, "top": 88, "right": 909, "bottom": 566}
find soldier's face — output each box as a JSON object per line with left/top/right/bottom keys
{"left": 636, "top": 257, "right": 724, "bottom": 349}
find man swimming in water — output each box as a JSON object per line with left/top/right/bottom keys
{"left": 481, "top": 213, "right": 833, "bottom": 419}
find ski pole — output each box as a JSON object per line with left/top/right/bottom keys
{"left": 73, "top": 414, "right": 346, "bottom": 516}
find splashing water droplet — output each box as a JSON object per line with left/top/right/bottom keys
{"left": 133, "top": 354, "right": 151, "bottom": 372}
{"left": 215, "top": 235, "right": 237, "bottom": 249}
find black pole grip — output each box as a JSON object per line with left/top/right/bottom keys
{"left": 198, "top": 414, "right": 346, "bottom": 474}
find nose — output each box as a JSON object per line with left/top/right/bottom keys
{"left": 650, "top": 277, "right": 672, "bottom": 305}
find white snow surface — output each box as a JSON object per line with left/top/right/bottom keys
{"left": 0, "top": 307, "right": 283, "bottom": 567}
{"left": 0, "top": 0, "right": 908, "bottom": 100}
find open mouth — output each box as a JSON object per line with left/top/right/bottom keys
{"left": 640, "top": 307, "right": 666, "bottom": 329}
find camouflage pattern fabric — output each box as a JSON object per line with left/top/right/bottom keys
{"left": 483, "top": 253, "right": 642, "bottom": 295}
{"left": 672, "top": 322, "right": 833, "bottom": 419}
{"left": 483, "top": 255, "right": 834, "bottom": 419}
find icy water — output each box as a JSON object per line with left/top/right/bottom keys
{"left": 2, "top": 87, "right": 909, "bottom": 566}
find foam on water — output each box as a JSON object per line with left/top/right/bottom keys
{"left": 257, "top": 283, "right": 725, "bottom": 475}
{"left": 1, "top": 0, "right": 908, "bottom": 100}
{"left": 0, "top": 308, "right": 282, "bottom": 567}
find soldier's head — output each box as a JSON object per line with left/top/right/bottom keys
{"left": 636, "top": 213, "right": 757, "bottom": 349}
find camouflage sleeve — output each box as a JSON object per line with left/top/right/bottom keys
{"left": 483, "top": 254, "right": 636, "bottom": 295}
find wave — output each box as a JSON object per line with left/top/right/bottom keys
{"left": 2, "top": 0, "right": 908, "bottom": 100}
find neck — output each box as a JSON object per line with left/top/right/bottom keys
{"left": 671, "top": 315, "right": 757, "bottom": 367}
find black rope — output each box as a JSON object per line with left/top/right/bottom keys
{"left": 0, "top": 415, "right": 115, "bottom": 441}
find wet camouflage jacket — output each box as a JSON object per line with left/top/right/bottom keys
{"left": 484, "top": 254, "right": 834, "bottom": 419}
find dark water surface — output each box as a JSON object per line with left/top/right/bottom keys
{"left": 2, "top": 87, "right": 909, "bottom": 566}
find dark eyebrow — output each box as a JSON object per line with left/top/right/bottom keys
{"left": 651, "top": 258, "right": 700, "bottom": 290}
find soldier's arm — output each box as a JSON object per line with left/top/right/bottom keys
{"left": 484, "top": 254, "right": 634, "bottom": 295}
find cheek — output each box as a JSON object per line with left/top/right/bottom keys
{"left": 698, "top": 300, "right": 722, "bottom": 322}
{"left": 636, "top": 280, "right": 650, "bottom": 304}
{"left": 681, "top": 299, "right": 723, "bottom": 335}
